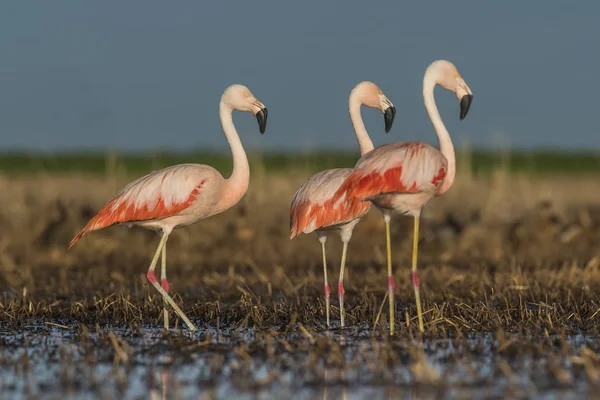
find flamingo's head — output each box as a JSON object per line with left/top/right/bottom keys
{"left": 222, "top": 84, "right": 268, "bottom": 133}
{"left": 427, "top": 60, "right": 473, "bottom": 120}
{"left": 351, "top": 81, "right": 396, "bottom": 133}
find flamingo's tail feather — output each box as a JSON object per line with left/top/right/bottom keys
{"left": 68, "top": 229, "right": 88, "bottom": 249}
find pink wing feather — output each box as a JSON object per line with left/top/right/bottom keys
{"left": 335, "top": 142, "right": 448, "bottom": 202}
{"left": 69, "top": 164, "right": 208, "bottom": 248}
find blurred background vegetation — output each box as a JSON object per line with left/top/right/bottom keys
{"left": 1, "top": 149, "right": 598, "bottom": 177}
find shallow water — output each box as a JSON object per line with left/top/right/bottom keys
{"left": 0, "top": 321, "right": 595, "bottom": 400}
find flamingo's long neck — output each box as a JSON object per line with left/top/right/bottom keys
{"left": 423, "top": 70, "right": 455, "bottom": 195}
{"left": 349, "top": 92, "right": 374, "bottom": 155}
{"left": 218, "top": 101, "right": 249, "bottom": 211}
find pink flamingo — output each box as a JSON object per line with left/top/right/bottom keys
{"left": 68, "top": 84, "right": 268, "bottom": 331}
{"left": 335, "top": 60, "right": 473, "bottom": 334}
{"left": 290, "top": 81, "right": 396, "bottom": 328}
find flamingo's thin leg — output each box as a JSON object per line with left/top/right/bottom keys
{"left": 384, "top": 214, "right": 395, "bottom": 335}
{"left": 147, "top": 233, "right": 196, "bottom": 331}
{"left": 412, "top": 216, "right": 424, "bottom": 333}
{"left": 318, "top": 234, "right": 331, "bottom": 328}
{"left": 160, "top": 243, "right": 169, "bottom": 330}
{"left": 338, "top": 240, "right": 348, "bottom": 327}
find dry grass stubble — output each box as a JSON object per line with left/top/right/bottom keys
{"left": 0, "top": 169, "right": 599, "bottom": 336}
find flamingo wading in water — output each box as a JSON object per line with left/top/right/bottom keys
{"left": 69, "top": 84, "right": 268, "bottom": 331}
{"left": 290, "top": 82, "right": 396, "bottom": 327}
{"left": 335, "top": 60, "right": 473, "bottom": 334}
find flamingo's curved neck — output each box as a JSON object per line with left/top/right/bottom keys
{"left": 218, "top": 101, "right": 249, "bottom": 209}
{"left": 349, "top": 94, "right": 374, "bottom": 155}
{"left": 423, "top": 71, "right": 455, "bottom": 195}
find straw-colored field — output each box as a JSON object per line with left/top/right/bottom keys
{"left": 1, "top": 162, "right": 600, "bottom": 398}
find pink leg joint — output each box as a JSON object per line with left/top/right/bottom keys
{"left": 161, "top": 279, "right": 170, "bottom": 292}
{"left": 324, "top": 284, "right": 331, "bottom": 297}
{"left": 387, "top": 276, "right": 396, "bottom": 291}
{"left": 146, "top": 270, "right": 158, "bottom": 284}
{"left": 338, "top": 282, "right": 345, "bottom": 296}
{"left": 412, "top": 271, "right": 421, "bottom": 288}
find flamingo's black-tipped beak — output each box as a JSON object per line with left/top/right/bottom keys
{"left": 256, "top": 108, "right": 268, "bottom": 134}
{"left": 460, "top": 94, "right": 473, "bottom": 120}
{"left": 384, "top": 106, "right": 396, "bottom": 133}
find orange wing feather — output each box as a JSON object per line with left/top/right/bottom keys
{"left": 290, "top": 195, "right": 370, "bottom": 238}
{"left": 335, "top": 142, "right": 447, "bottom": 203}
{"left": 69, "top": 172, "right": 206, "bottom": 249}
{"left": 290, "top": 168, "right": 371, "bottom": 238}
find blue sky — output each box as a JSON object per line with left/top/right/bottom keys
{"left": 1, "top": 1, "right": 598, "bottom": 152}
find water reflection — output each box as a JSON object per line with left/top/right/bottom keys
{"left": 0, "top": 325, "right": 595, "bottom": 399}
{"left": 148, "top": 370, "right": 168, "bottom": 400}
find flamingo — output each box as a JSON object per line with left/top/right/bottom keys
{"left": 68, "top": 84, "right": 268, "bottom": 331}
{"left": 335, "top": 60, "right": 473, "bottom": 334}
{"left": 290, "top": 81, "right": 396, "bottom": 328}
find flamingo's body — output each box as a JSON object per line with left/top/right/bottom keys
{"left": 335, "top": 60, "right": 473, "bottom": 334}
{"left": 290, "top": 168, "right": 370, "bottom": 237}
{"left": 70, "top": 164, "right": 231, "bottom": 241}
{"left": 290, "top": 81, "right": 396, "bottom": 327}
{"left": 337, "top": 142, "right": 448, "bottom": 215}
{"left": 69, "top": 84, "right": 268, "bottom": 331}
